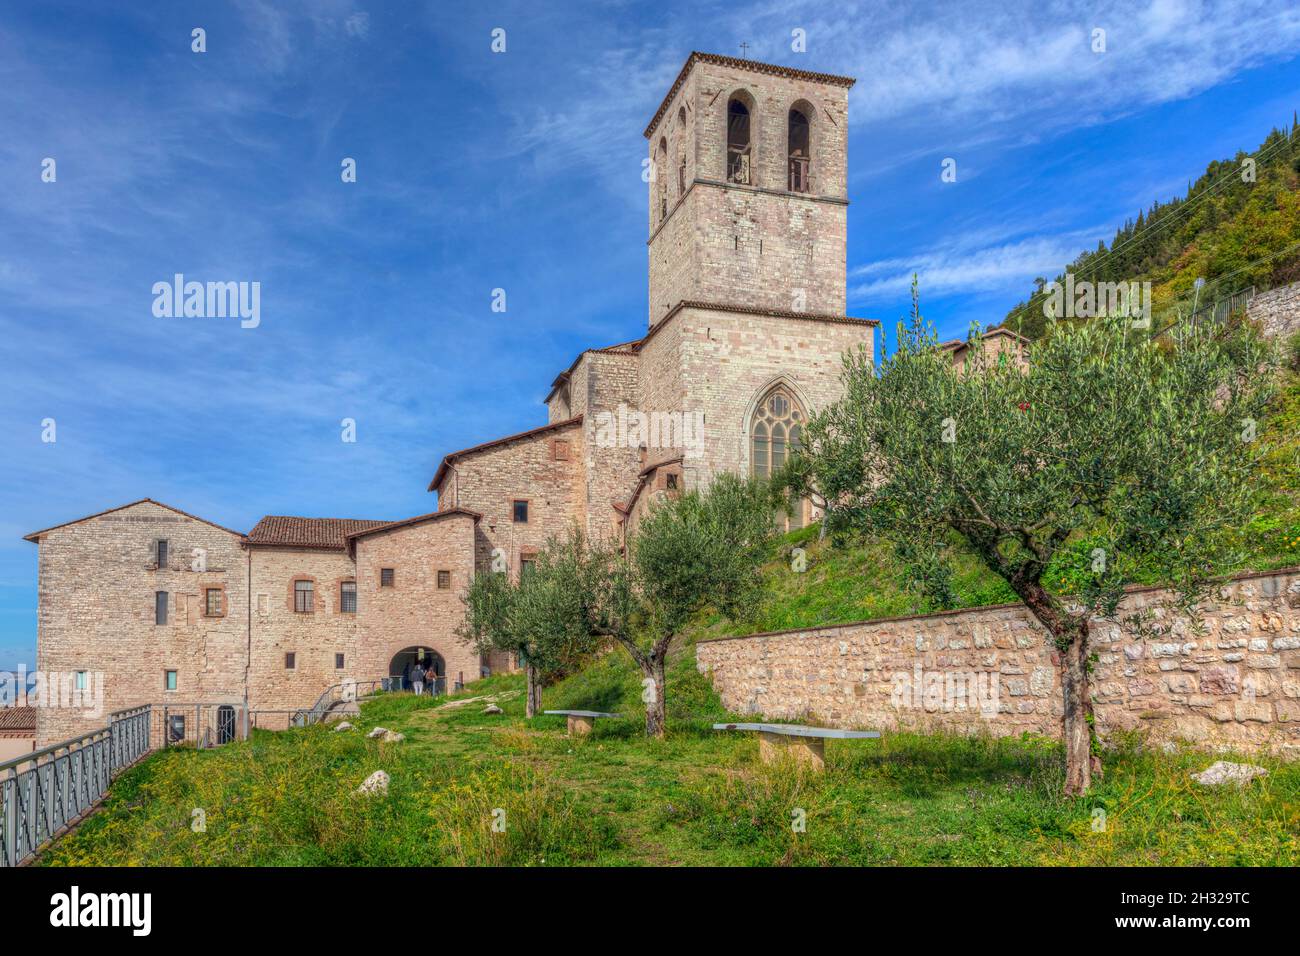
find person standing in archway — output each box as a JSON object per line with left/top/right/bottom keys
{"left": 411, "top": 660, "right": 425, "bottom": 696}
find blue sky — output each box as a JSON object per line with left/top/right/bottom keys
{"left": 2, "top": 0, "right": 1299, "bottom": 669}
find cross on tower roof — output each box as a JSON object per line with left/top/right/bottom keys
{"left": 739, "top": 41, "right": 750, "bottom": 58}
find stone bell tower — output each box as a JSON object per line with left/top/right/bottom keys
{"left": 643, "top": 52, "right": 854, "bottom": 328}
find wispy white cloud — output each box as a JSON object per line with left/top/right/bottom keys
{"left": 851, "top": 227, "right": 1104, "bottom": 300}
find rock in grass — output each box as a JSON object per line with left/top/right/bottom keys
{"left": 382, "top": 730, "right": 405, "bottom": 743}
{"left": 484, "top": 704, "right": 503, "bottom": 715}
{"left": 1191, "top": 761, "right": 1269, "bottom": 787}
{"left": 334, "top": 721, "right": 354, "bottom": 732}
{"left": 355, "top": 770, "right": 389, "bottom": 796}
{"left": 366, "top": 727, "right": 388, "bottom": 739}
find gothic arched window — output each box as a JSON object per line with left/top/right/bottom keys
{"left": 752, "top": 386, "right": 807, "bottom": 530}
{"left": 727, "top": 97, "right": 752, "bottom": 184}
{"left": 788, "top": 105, "right": 811, "bottom": 192}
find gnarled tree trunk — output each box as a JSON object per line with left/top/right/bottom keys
{"left": 1016, "top": 580, "right": 1093, "bottom": 796}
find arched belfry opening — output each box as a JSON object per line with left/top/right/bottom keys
{"left": 750, "top": 384, "right": 809, "bottom": 531}
{"left": 654, "top": 138, "right": 669, "bottom": 223}
{"left": 726, "top": 96, "right": 752, "bottom": 184}
{"left": 675, "top": 106, "right": 688, "bottom": 197}
{"left": 788, "top": 105, "right": 811, "bottom": 192}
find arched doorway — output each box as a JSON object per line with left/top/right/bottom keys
{"left": 389, "top": 646, "right": 447, "bottom": 695}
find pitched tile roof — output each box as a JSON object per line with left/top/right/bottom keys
{"left": 245, "top": 516, "right": 393, "bottom": 551}
{"left": 345, "top": 508, "right": 482, "bottom": 541}
{"left": 23, "top": 498, "right": 245, "bottom": 543}
{"left": 0, "top": 706, "right": 36, "bottom": 732}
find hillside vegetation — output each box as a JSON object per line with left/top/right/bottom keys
{"left": 999, "top": 121, "right": 1300, "bottom": 340}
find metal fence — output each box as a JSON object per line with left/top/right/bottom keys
{"left": 0, "top": 704, "right": 150, "bottom": 868}
{"left": 0, "top": 677, "right": 399, "bottom": 865}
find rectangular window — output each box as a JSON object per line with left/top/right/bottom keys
{"left": 294, "top": 580, "right": 313, "bottom": 613}
{"left": 340, "top": 581, "right": 357, "bottom": 613}
{"left": 285, "top": 652, "right": 296, "bottom": 670}
{"left": 437, "top": 570, "right": 451, "bottom": 590}
{"left": 335, "top": 653, "right": 345, "bottom": 670}
{"left": 512, "top": 500, "right": 529, "bottom": 523}
{"left": 553, "top": 440, "right": 569, "bottom": 461}
{"left": 168, "top": 714, "right": 186, "bottom": 744}
{"left": 380, "top": 568, "right": 395, "bottom": 588}
{"left": 156, "top": 539, "right": 169, "bottom": 568}
{"left": 205, "top": 588, "right": 222, "bottom": 617}
{"left": 520, "top": 557, "right": 536, "bottom": 580}
{"left": 666, "top": 473, "right": 679, "bottom": 490}
{"left": 164, "top": 670, "right": 177, "bottom": 692}
{"left": 155, "top": 591, "right": 168, "bottom": 625}
{"left": 74, "top": 671, "right": 87, "bottom": 690}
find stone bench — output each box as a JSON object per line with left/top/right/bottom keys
{"left": 713, "top": 722, "right": 880, "bottom": 771}
{"left": 544, "top": 710, "right": 623, "bottom": 736}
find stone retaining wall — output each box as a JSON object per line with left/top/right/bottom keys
{"left": 696, "top": 567, "right": 1300, "bottom": 758}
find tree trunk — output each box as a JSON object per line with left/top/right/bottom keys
{"left": 524, "top": 662, "right": 542, "bottom": 718}
{"left": 642, "top": 656, "right": 667, "bottom": 739}
{"left": 1060, "top": 629, "right": 1092, "bottom": 796}
{"left": 1014, "top": 579, "right": 1093, "bottom": 796}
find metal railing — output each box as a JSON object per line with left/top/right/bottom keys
{"left": 1, "top": 704, "right": 150, "bottom": 868}
{"left": 289, "top": 677, "right": 393, "bottom": 727}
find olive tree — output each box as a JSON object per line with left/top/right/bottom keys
{"left": 459, "top": 532, "right": 595, "bottom": 717}
{"left": 802, "top": 288, "right": 1274, "bottom": 795}
{"left": 580, "top": 473, "right": 775, "bottom": 737}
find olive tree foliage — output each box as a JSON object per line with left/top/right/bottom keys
{"left": 458, "top": 532, "right": 596, "bottom": 717}
{"left": 579, "top": 473, "right": 776, "bottom": 737}
{"left": 800, "top": 284, "right": 1276, "bottom": 795}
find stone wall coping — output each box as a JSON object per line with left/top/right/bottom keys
{"left": 696, "top": 563, "right": 1300, "bottom": 645}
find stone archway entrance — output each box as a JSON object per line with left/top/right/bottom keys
{"left": 389, "top": 646, "right": 447, "bottom": 695}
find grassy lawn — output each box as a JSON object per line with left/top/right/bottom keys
{"left": 41, "top": 656, "right": 1300, "bottom": 867}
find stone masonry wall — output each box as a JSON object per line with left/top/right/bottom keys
{"left": 32, "top": 501, "right": 248, "bottom": 746}
{"left": 697, "top": 567, "right": 1300, "bottom": 759}
{"left": 247, "top": 546, "right": 360, "bottom": 720}
{"left": 1248, "top": 280, "right": 1300, "bottom": 341}
{"left": 354, "top": 515, "right": 481, "bottom": 691}
{"left": 440, "top": 421, "right": 587, "bottom": 577}
{"left": 678, "top": 306, "right": 874, "bottom": 487}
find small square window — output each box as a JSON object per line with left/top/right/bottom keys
{"left": 164, "top": 670, "right": 177, "bottom": 692}
{"left": 156, "top": 539, "right": 169, "bottom": 568}
{"left": 335, "top": 653, "right": 345, "bottom": 669}
{"left": 437, "top": 570, "right": 451, "bottom": 590}
{"left": 155, "top": 591, "right": 169, "bottom": 626}
{"left": 666, "top": 473, "right": 679, "bottom": 490}
{"left": 205, "top": 588, "right": 222, "bottom": 617}
{"left": 285, "top": 652, "right": 296, "bottom": 670}
{"left": 380, "top": 568, "right": 395, "bottom": 588}
{"left": 340, "top": 581, "right": 357, "bottom": 613}
{"left": 294, "top": 580, "right": 313, "bottom": 613}
{"left": 512, "top": 500, "right": 529, "bottom": 523}
{"left": 553, "top": 439, "right": 570, "bottom": 461}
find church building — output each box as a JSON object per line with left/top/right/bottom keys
{"left": 24, "top": 53, "right": 876, "bottom": 747}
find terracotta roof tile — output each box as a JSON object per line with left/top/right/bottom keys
{"left": 246, "top": 516, "right": 392, "bottom": 551}
{"left": 0, "top": 706, "right": 36, "bottom": 732}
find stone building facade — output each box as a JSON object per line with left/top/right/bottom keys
{"left": 25, "top": 53, "right": 878, "bottom": 746}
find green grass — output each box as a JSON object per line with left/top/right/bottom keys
{"left": 41, "top": 666, "right": 1300, "bottom": 867}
